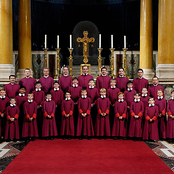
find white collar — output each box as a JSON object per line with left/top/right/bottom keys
{"left": 101, "top": 74, "right": 107, "bottom": 77}
{"left": 44, "top": 75, "right": 49, "bottom": 78}
{"left": 19, "top": 93, "right": 25, "bottom": 97}
{"left": 119, "top": 75, "right": 124, "bottom": 78}
{"left": 25, "top": 76, "right": 30, "bottom": 79}
{"left": 111, "top": 86, "right": 116, "bottom": 89}
{"left": 10, "top": 104, "right": 16, "bottom": 107}
{"left": 172, "top": 97, "right": 174, "bottom": 100}
{"left": 54, "top": 88, "right": 59, "bottom": 91}
{"left": 81, "top": 95, "right": 87, "bottom": 99}
{"left": 10, "top": 83, "right": 14, "bottom": 85}
{"left": 138, "top": 77, "right": 143, "bottom": 79}
{"left": 0, "top": 96, "right": 6, "bottom": 99}
{"left": 149, "top": 103, "right": 155, "bottom": 107}
{"left": 46, "top": 99, "right": 51, "bottom": 102}
{"left": 142, "top": 94, "right": 148, "bottom": 97}
{"left": 101, "top": 95, "right": 106, "bottom": 98}
{"left": 134, "top": 99, "right": 140, "bottom": 102}
{"left": 73, "top": 84, "right": 78, "bottom": 88}
{"left": 89, "top": 86, "right": 94, "bottom": 89}
{"left": 82, "top": 73, "right": 88, "bottom": 76}
{"left": 127, "top": 88, "right": 132, "bottom": 91}
{"left": 64, "top": 74, "right": 68, "bottom": 77}
{"left": 118, "top": 99, "right": 124, "bottom": 102}
{"left": 153, "top": 84, "right": 158, "bottom": 87}
{"left": 28, "top": 99, "right": 33, "bottom": 103}
{"left": 36, "top": 88, "right": 41, "bottom": 91}
{"left": 65, "top": 97, "right": 71, "bottom": 101}
{"left": 158, "top": 96, "right": 163, "bottom": 100}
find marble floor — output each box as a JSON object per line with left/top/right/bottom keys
{"left": 0, "top": 140, "right": 174, "bottom": 173}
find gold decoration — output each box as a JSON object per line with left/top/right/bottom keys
{"left": 123, "top": 48, "right": 129, "bottom": 78}
{"left": 98, "top": 48, "right": 103, "bottom": 76}
{"left": 77, "top": 31, "right": 95, "bottom": 64}
{"left": 44, "top": 48, "right": 48, "bottom": 67}
{"left": 54, "top": 48, "right": 61, "bottom": 79}
{"left": 68, "top": 48, "right": 73, "bottom": 77}
{"left": 110, "top": 48, "right": 115, "bottom": 77}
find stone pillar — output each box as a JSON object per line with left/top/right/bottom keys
{"left": 0, "top": 0, "right": 15, "bottom": 84}
{"left": 156, "top": 0, "right": 174, "bottom": 83}
{"left": 17, "top": 0, "right": 32, "bottom": 80}
{"left": 140, "top": 0, "right": 154, "bottom": 80}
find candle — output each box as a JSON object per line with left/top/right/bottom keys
{"left": 45, "top": 34, "right": 47, "bottom": 49}
{"left": 111, "top": 35, "right": 113, "bottom": 48}
{"left": 124, "top": 35, "right": 126, "bottom": 48}
{"left": 70, "top": 35, "right": 72, "bottom": 48}
{"left": 57, "top": 35, "right": 59, "bottom": 48}
{"left": 99, "top": 34, "right": 101, "bottom": 48}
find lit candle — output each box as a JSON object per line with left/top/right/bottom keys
{"left": 124, "top": 35, "right": 126, "bottom": 48}
{"left": 70, "top": 35, "right": 72, "bottom": 48}
{"left": 99, "top": 34, "right": 101, "bottom": 48}
{"left": 57, "top": 35, "right": 59, "bottom": 48}
{"left": 45, "top": 34, "right": 47, "bottom": 49}
{"left": 111, "top": 35, "right": 113, "bottom": 48}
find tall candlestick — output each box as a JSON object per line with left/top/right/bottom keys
{"left": 70, "top": 35, "right": 72, "bottom": 48}
{"left": 124, "top": 35, "right": 126, "bottom": 48}
{"left": 45, "top": 34, "right": 47, "bottom": 48}
{"left": 57, "top": 35, "right": 59, "bottom": 48}
{"left": 99, "top": 34, "right": 101, "bottom": 48}
{"left": 111, "top": 35, "right": 113, "bottom": 48}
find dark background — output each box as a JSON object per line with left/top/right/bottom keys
{"left": 13, "top": 0, "right": 158, "bottom": 65}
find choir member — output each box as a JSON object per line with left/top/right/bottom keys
{"left": 112, "top": 92, "right": 127, "bottom": 140}
{"left": 129, "top": 93, "right": 144, "bottom": 141}
{"left": 4, "top": 75, "right": 20, "bottom": 98}
{"left": 32, "top": 81, "right": 45, "bottom": 137}
{"left": 167, "top": 90, "right": 174, "bottom": 142}
{"left": 22, "top": 93, "right": 38, "bottom": 141}
{"left": 115, "top": 67, "right": 129, "bottom": 92}
{"left": 5, "top": 98, "right": 20, "bottom": 141}
{"left": 42, "top": 93, "right": 58, "bottom": 140}
{"left": 0, "top": 89, "right": 10, "bottom": 141}
{"left": 143, "top": 97, "right": 159, "bottom": 141}
{"left": 60, "top": 91, "right": 74, "bottom": 139}
{"left": 141, "top": 87, "right": 149, "bottom": 109}
{"left": 58, "top": 66, "right": 72, "bottom": 93}
{"left": 19, "top": 68, "right": 36, "bottom": 94}
{"left": 133, "top": 69, "right": 148, "bottom": 93}
{"left": 96, "top": 67, "right": 111, "bottom": 91}
{"left": 78, "top": 65, "right": 93, "bottom": 89}
{"left": 148, "top": 76, "right": 164, "bottom": 99}
{"left": 95, "top": 88, "right": 111, "bottom": 139}
{"left": 39, "top": 67, "right": 54, "bottom": 94}
{"left": 76, "top": 89, "right": 94, "bottom": 139}
{"left": 155, "top": 89, "right": 166, "bottom": 140}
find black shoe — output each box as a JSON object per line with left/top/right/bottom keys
{"left": 50, "top": 137, "right": 54, "bottom": 140}
{"left": 45, "top": 137, "right": 49, "bottom": 140}
{"left": 133, "top": 138, "right": 137, "bottom": 141}
{"left": 88, "top": 137, "right": 91, "bottom": 140}
{"left": 68, "top": 137, "right": 71, "bottom": 140}
{"left": 63, "top": 137, "right": 66, "bottom": 140}
{"left": 79, "top": 137, "right": 82, "bottom": 140}
{"left": 113, "top": 137, "right": 117, "bottom": 140}
{"left": 31, "top": 138, "right": 35, "bottom": 141}
{"left": 98, "top": 137, "right": 102, "bottom": 140}
{"left": 13, "top": 139, "right": 17, "bottom": 142}
{"left": 123, "top": 137, "right": 127, "bottom": 140}
{"left": 138, "top": 138, "right": 142, "bottom": 141}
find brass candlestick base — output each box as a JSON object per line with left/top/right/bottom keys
{"left": 97, "top": 48, "right": 103, "bottom": 76}
{"left": 110, "top": 48, "right": 115, "bottom": 78}
{"left": 68, "top": 48, "right": 73, "bottom": 77}
{"left": 44, "top": 48, "right": 48, "bottom": 67}
{"left": 123, "top": 48, "right": 128, "bottom": 78}
{"left": 54, "top": 48, "right": 61, "bottom": 79}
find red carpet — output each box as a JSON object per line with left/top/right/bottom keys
{"left": 3, "top": 139, "right": 172, "bottom": 174}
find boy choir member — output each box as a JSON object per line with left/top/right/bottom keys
{"left": 19, "top": 68, "right": 36, "bottom": 94}
{"left": 155, "top": 89, "right": 166, "bottom": 140}
{"left": 95, "top": 88, "right": 111, "bottom": 139}
{"left": 141, "top": 88, "right": 149, "bottom": 109}
{"left": 115, "top": 68, "right": 129, "bottom": 92}
{"left": 148, "top": 76, "right": 165, "bottom": 99}
{"left": 133, "top": 69, "right": 148, "bottom": 93}
{"left": 143, "top": 97, "right": 159, "bottom": 141}
{"left": 129, "top": 93, "right": 144, "bottom": 141}
{"left": 112, "top": 92, "right": 127, "bottom": 140}
{"left": 78, "top": 65, "right": 93, "bottom": 89}
{"left": 60, "top": 91, "right": 74, "bottom": 139}
{"left": 5, "top": 98, "right": 20, "bottom": 141}
{"left": 39, "top": 67, "right": 54, "bottom": 94}
{"left": 167, "top": 90, "right": 174, "bottom": 142}
{"left": 76, "top": 89, "right": 94, "bottom": 139}
{"left": 42, "top": 93, "right": 58, "bottom": 140}
{"left": 22, "top": 93, "right": 38, "bottom": 141}
{"left": 58, "top": 66, "right": 72, "bottom": 93}
{"left": 96, "top": 67, "right": 111, "bottom": 91}
{"left": 4, "top": 75, "right": 20, "bottom": 98}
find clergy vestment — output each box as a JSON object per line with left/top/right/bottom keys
{"left": 141, "top": 95, "right": 149, "bottom": 110}
{"left": 4, "top": 83, "right": 20, "bottom": 98}
{"left": 115, "top": 76, "right": 129, "bottom": 92}
{"left": 39, "top": 76, "right": 54, "bottom": 94}
{"left": 78, "top": 74, "right": 93, "bottom": 89}
{"left": 124, "top": 89, "right": 136, "bottom": 107}
{"left": 59, "top": 75, "right": 72, "bottom": 93}
{"left": 96, "top": 75, "right": 111, "bottom": 91}
{"left": 148, "top": 84, "right": 164, "bottom": 99}
{"left": 133, "top": 77, "right": 148, "bottom": 93}
{"left": 22, "top": 101, "right": 38, "bottom": 138}
{"left": 68, "top": 86, "right": 82, "bottom": 103}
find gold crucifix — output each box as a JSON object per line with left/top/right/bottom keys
{"left": 77, "top": 31, "right": 95, "bottom": 64}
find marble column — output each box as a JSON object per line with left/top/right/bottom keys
{"left": 156, "top": 0, "right": 174, "bottom": 83}
{"left": 140, "top": 0, "right": 154, "bottom": 80}
{"left": 0, "top": 0, "right": 15, "bottom": 84}
{"left": 17, "top": 0, "right": 32, "bottom": 80}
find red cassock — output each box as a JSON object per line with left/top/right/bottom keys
{"left": 129, "top": 101, "right": 144, "bottom": 137}
{"left": 5, "top": 106, "right": 20, "bottom": 140}
{"left": 124, "top": 89, "right": 136, "bottom": 107}
{"left": 167, "top": 99, "right": 174, "bottom": 139}
{"left": 87, "top": 87, "right": 99, "bottom": 104}
{"left": 42, "top": 100, "right": 58, "bottom": 137}
{"left": 68, "top": 86, "right": 82, "bottom": 103}
{"left": 19, "top": 77, "right": 36, "bottom": 94}
{"left": 155, "top": 98, "right": 166, "bottom": 139}
{"left": 32, "top": 90, "right": 45, "bottom": 106}
{"left": 22, "top": 101, "right": 39, "bottom": 138}
{"left": 50, "top": 89, "right": 64, "bottom": 105}
{"left": 58, "top": 75, "right": 72, "bottom": 93}
{"left": 143, "top": 105, "right": 159, "bottom": 140}
{"left": 4, "top": 83, "right": 20, "bottom": 98}
{"left": 148, "top": 85, "right": 165, "bottom": 99}
{"left": 96, "top": 75, "right": 111, "bottom": 91}
{"left": 76, "top": 97, "right": 94, "bottom": 137}
{"left": 78, "top": 74, "right": 93, "bottom": 89}
{"left": 0, "top": 97, "right": 10, "bottom": 137}
{"left": 115, "top": 76, "right": 129, "bottom": 92}
{"left": 60, "top": 99, "right": 74, "bottom": 136}
{"left": 112, "top": 101, "right": 127, "bottom": 137}
{"left": 141, "top": 95, "right": 149, "bottom": 110}
{"left": 39, "top": 76, "right": 54, "bottom": 94}
{"left": 133, "top": 78, "right": 149, "bottom": 93}
{"left": 95, "top": 97, "right": 111, "bottom": 136}
{"left": 107, "top": 87, "right": 120, "bottom": 105}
